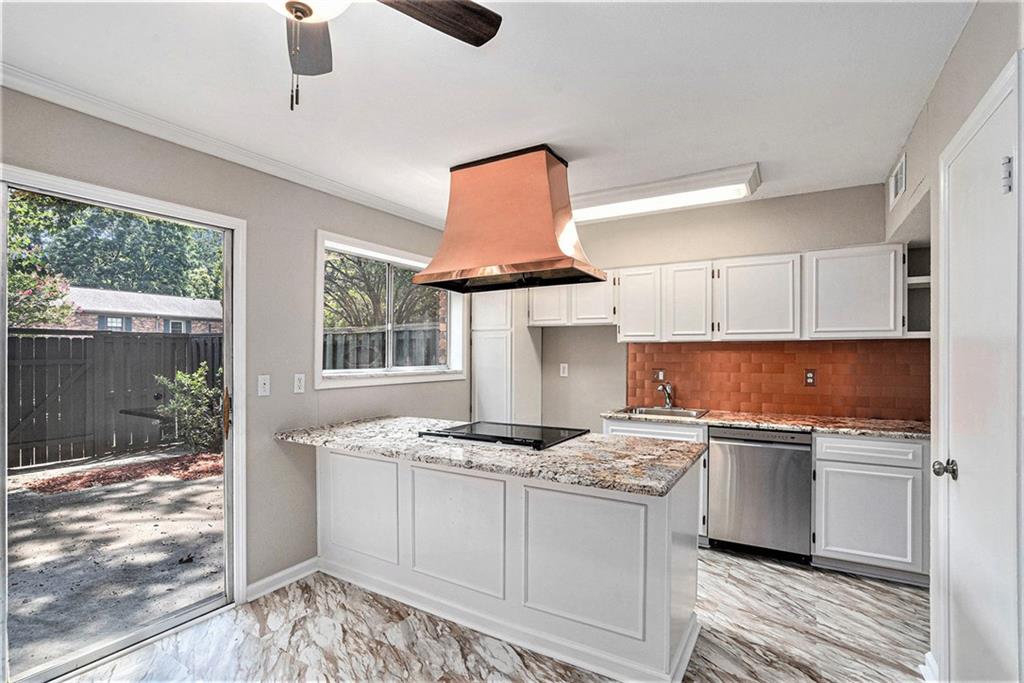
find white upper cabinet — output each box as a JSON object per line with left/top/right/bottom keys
{"left": 661, "top": 262, "right": 713, "bottom": 341}
{"left": 713, "top": 253, "right": 801, "bottom": 340}
{"left": 471, "top": 290, "right": 512, "bottom": 331}
{"left": 528, "top": 286, "right": 570, "bottom": 326}
{"left": 805, "top": 244, "right": 904, "bottom": 338}
{"left": 616, "top": 266, "right": 662, "bottom": 342}
{"left": 570, "top": 279, "right": 615, "bottom": 325}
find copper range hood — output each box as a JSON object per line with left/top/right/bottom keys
{"left": 412, "top": 145, "right": 606, "bottom": 293}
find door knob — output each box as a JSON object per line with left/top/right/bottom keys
{"left": 931, "top": 459, "right": 958, "bottom": 480}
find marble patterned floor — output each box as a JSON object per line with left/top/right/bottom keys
{"left": 70, "top": 548, "right": 928, "bottom": 682}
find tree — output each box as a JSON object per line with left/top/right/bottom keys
{"left": 6, "top": 193, "right": 75, "bottom": 328}
{"left": 155, "top": 362, "right": 224, "bottom": 454}
{"left": 7, "top": 189, "right": 223, "bottom": 301}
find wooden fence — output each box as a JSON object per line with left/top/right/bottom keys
{"left": 323, "top": 324, "right": 444, "bottom": 370}
{"left": 7, "top": 329, "right": 223, "bottom": 470}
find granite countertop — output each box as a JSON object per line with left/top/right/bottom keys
{"left": 601, "top": 409, "right": 930, "bottom": 440}
{"left": 275, "top": 416, "right": 705, "bottom": 497}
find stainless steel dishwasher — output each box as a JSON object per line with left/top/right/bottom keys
{"left": 707, "top": 426, "right": 812, "bottom": 556}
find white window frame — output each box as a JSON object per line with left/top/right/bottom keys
{"left": 314, "top": 229, "right": 465, "bottom": 390}
{"left": 168, "top": 319, "right": 186, "bottom": 334}
{"left": 104, "top": 316, "right": 124, "bottom": 331}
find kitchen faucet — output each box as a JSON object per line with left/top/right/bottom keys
{"left": 656, "top": 381, "right": 674, "bottom": 409}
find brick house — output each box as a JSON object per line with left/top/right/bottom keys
{"left": 63, "top": 286, "right": 223, "bottom": 334}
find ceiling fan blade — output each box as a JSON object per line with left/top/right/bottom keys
{"left": 376, "top": 0, "right": 501, "bottom": 47}
{"left": 286, "top": 18, "right": 333, "bottom": 76}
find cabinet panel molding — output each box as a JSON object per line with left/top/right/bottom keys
{"left": 325, "top": 452, "right": 399, "bottom": 563}
{"left": 814, "top": 461, "right": 922, "bottom": 572}
{"left": 617, "top": 266, "right": 662, "bottom": 341}
{"left": 805, "top": 244, "right": 904, "bottom": 338}
{"left": 528, "top": 286, "right": 570, "bottom": 326}
{"left": 661, "top": 262, "right": 713, "bottom": 340}
{"left": 713, "top": 253, "right": 801, "bottom": 340}
{"left": 411, "top": 467, "right": 506, "bottom": 598}
{"left": 523, "top": 486, "right": 648, "bottom": 638}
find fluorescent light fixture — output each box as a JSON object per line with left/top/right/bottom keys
{"left": 572, "top": 162, "right": 761, "bottom": 224}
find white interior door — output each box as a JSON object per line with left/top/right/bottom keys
{"left": 937, "top": 58, "right": 1020, "bottom": 682}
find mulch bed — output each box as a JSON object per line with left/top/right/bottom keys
{"left": 23, "top": 452, "right": 223, "bottom": 494}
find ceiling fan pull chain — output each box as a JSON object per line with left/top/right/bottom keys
{"left": 290, "top": 73, "right": 295, "bottom": 111}
{"left": 295, "top": 75, "right": 300, "bottom": 106}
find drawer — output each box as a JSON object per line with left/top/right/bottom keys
{"left": 602, "top": 419, "right": 706, "bottom": 443}
{"left": 814, "top": 435, "right": 923, "bottom": 468}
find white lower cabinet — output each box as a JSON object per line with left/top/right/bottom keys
{"left": 603, "top": 419, "right": 708, "bottom": 539}
{"left": 813, "top": 435, "right": 928, "bottom": 576}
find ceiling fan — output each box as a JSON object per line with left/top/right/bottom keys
{"left": 266, "top": 0, "right": 502, "bottom": 110}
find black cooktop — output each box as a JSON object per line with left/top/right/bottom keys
{"left": 418, "top": 421, "right": 589, "bottom": 451}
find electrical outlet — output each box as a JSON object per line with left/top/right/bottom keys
{"left": 559, "top": 363, "right": 569, "bottom": 377}
{"left": 654, "top": 368, "right": 665, "bottom": 381}
{"left": 293, "top": 373, "right": 306, "bottom": 394}
{"left": 257, "top": 374, "right": 271, "bottom": 396}
{"left": 804, "top": 369, "right": 816, "bottom": 387}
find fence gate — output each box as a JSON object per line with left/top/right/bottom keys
{"left": 7, "top": 329, "right": 222, "bottom": 470}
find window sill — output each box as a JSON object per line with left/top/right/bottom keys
{"left": 315, "top": 369, "right": 466, "bottom": 390}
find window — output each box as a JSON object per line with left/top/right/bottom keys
{"left": 315, "top": 230, "right": 464, "bottom": 388}
{"left": 104, "top": 316, "right": 124, "bottom": 331}
{"left": 168, "top": 320, "right": 186, "bottom": 334}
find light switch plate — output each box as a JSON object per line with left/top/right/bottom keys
{"left": 293, "top": 373, "right": 305, "bottom": 394}
{"left": 257, "top": 374, "right": 271, "bottom": 396}
{"left": 559, "top": 363, "right": 569, "bottom": 377}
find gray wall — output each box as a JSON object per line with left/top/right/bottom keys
{"left": 541, "top": 185, "right": 886, "bottom": 427}
{"left": 541, "top": 326, "right": 626, "bottom": 432}
{"left": 1, "top": 89, "right": 471, "bottom": 584}
{"left": 578, "top": 184, "right": 884, "bottom": 268}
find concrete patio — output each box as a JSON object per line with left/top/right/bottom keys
{"left": 6, "top": 449, "right": 224, "bottom": 676}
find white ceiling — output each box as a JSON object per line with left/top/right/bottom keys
{"left": 2, "top": 1, "right": 973, "bottom": 228}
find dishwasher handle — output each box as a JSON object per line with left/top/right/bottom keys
{"left": 710, "top": 438, "right": 811, "bottom": 452}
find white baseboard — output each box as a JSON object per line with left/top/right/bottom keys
{"left": 319, "top": 558, "right": 689, "bottom": 682}
{"left": 919, "top": 651, "right": 939, "bottom": 681}
{"left": 244, "top": 557, "right": 319, "bottom": 601}
{"left": 669, "top": 614, "right": 700, "bottom": 682}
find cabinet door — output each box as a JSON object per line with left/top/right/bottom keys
{"left": 471, "top": 330, "right": 511, "bottom": 422}
{"left": 528, "top": 286, "right": 570, "bottom": 326}
{"left": 805, "top": 244, "right": 904, "bottom": 338}
{"left": 814, "top": 460, "right": 923, "bottom": 572}
{"left": 471, "top": 290, "right": 512, "bottom": 331}
{"left": 570, "top": 279, "right": 615, "bottom": 325}
{"left": 713, "top": 253, "right": 800, "bottom": 340}
{"left": 616, "top": 267, "right": 661, "bottom": 342}
{"left": 661, "top": 262, "right": 712, "bottom": 340}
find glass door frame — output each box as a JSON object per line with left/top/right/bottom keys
{"left": 0, "top": 164, "right": 248, "bottom": 682}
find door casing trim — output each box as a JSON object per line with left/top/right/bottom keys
{"left": 0, "top": 163, "right": 248, "bottom": 681}
{"left": 933, "top": 51, "right": 1023, "bottom": 681}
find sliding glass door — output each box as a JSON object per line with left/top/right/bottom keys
{"left": 3, "top": 185, "right": 235, "bottom": 681}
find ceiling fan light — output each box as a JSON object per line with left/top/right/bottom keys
{"left": 266, "top": 0, "right": 352, "bottom": 22}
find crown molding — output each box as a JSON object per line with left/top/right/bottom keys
{"left": 0, "top": 63, "right": 445, "bottom": 230}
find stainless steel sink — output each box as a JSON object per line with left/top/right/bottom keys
{"left": 623, "top": 406, "right": 709, "bottom": 418}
